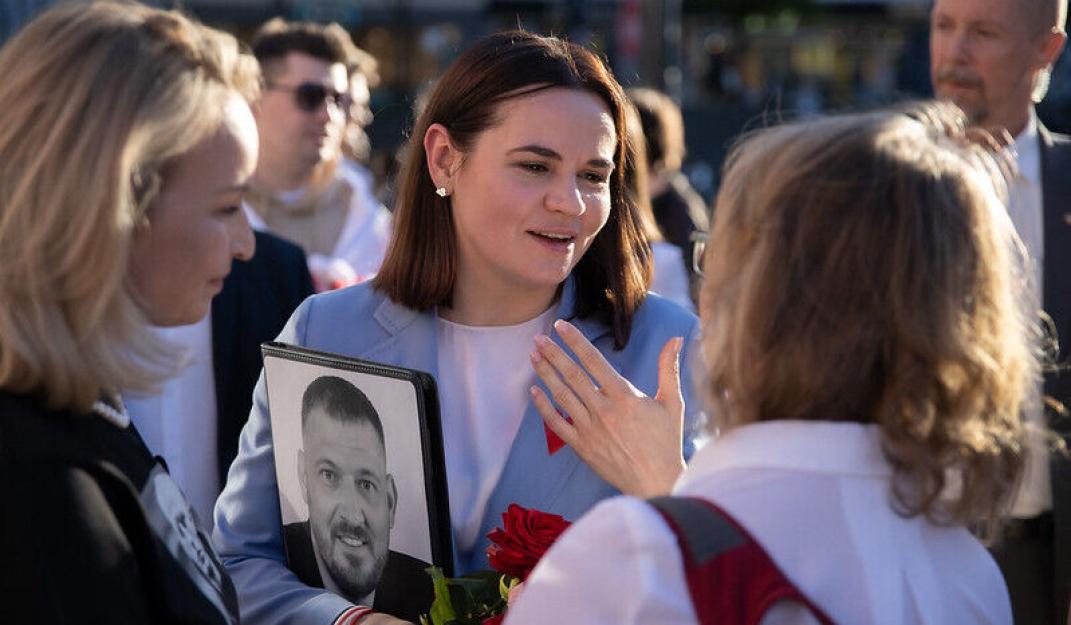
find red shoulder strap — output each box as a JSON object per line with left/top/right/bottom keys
{"left": 648, "top": 496, "right": 838, "bottom": 625}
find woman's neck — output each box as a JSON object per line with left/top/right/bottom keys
{"left": 441, "top": 273, "right": 559, "bottom": 326}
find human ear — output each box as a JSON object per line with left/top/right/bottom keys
{"left": 298, "top": 448, "right": 309, "bottom": 505}
{"left": 424, "top": 123, "right": 461, "bottom": 194}
{"left": 1039, "top": 28, "right": 1066, "bottom": 68}
{"left": 386, "top": 474, "right": 398, "bottom": 529}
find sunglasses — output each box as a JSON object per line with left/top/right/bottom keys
{"left": 267, "top": 82, "right": 351, "bottom": 113}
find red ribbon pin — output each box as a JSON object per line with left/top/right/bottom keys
{"left": 544, "top": 409, "right": 573, "bottom": 455}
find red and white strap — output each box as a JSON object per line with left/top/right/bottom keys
{"left": 333, "top": 605, "right": 373, "bottom": 625}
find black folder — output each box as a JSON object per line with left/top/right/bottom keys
{"left": 260, "top": 342, "right": 451, "bottom": 621}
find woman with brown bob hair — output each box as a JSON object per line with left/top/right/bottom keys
{"left": 0, "top": 2, "right": 259, "bottom": 622}
{"left": 215, "top": 30, "right": 702, "bottom": 625}
{"left": 375, "top": 31, "right": 651, "bottom": 346}
{"left": 509, "top": 102, "right": 1034, "bottom": 624}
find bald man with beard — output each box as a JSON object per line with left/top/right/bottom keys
{"left": 284, "top": 376, "right": 432, "bottom": 623}
{"left": 930, "top": 0, "right": 1071, "bottom": 622}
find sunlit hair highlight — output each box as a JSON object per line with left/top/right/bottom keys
{"left": 700, "top": 101, "right": 1035, "bottom": 528}
{"left": 0, "top": 2, "right": 260, "bottom": 413}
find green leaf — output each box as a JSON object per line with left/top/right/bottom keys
{"left": 425, "top": 566, "right": 457, "bottom": 625}
{"left": 498, "top": 575, "right": 520, "bottom": 602}
{"left": 421, "top": 568, "right": 509, "bottom": 625}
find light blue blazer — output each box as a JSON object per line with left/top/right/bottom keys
{"left": 213, "top": 278, "right": 703, "bottom": 625}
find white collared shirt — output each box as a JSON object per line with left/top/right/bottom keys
{"left": 127, "top": 314, "right": 220, "bottom": 527}
{"left": 650, "top": 241, "right": 693, "bottom": 312}
{"left": 1006, "top": 110, "right": 1053, "bottom": 517}
{"left": 507, "top": 421, "right": 1011, "bottom": 625}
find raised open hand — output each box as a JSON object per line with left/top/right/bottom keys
{"left": 528, "top": 319, "right": 686, "bottom": 497}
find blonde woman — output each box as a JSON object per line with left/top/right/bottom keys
{"left": 510, "top": 102, "right": 1034, "bottom": 624}
{"left": 0, "top": 4, "right": 258, "bottom": 623}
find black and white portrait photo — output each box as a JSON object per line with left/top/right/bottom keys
{"left": 261, "top": 345, "right": 449, "bottom": 621}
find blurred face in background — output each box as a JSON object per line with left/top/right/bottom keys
{"left": 930, "top": 0, "right": 1060, "bottom": 134}
{"left": 256, "top": 52, "right": 349, "bottom": 180}
{"left": 128, "top": 93, "right": 257, "bottom": 326}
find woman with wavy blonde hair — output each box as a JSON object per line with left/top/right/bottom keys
{"left": 0, "top": 3, "right": 259, "bottom": 622}
{"left": 509, "top": 101, "right": 1034, "bottom": 625}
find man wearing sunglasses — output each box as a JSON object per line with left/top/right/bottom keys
{"left": 245, "top": 19, "right": 392, "bottom": 292}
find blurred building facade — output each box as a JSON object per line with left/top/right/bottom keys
{"left": 7, "top": 0, "right": 1071, "bottom": 202}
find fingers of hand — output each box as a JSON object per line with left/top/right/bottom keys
{"left": 529, "top": 348, "right": 592, "bottom": 425}
{"left": 655, "top": 337, "right": 685, "bottom": 412}
{"left": 552, "top": 319, "right": 629, "bottom": 395}
{"left": 529, "top": 385, "right": 578, "bottom": 446}
{"left": 533, "top": 333, "right": 603, "bottom": 407}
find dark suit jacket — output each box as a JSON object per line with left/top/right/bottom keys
{"left": 652, "top": 172, "right": 710, "bottom": 305}
{"left": 1039, "top": 125, "right": 1071, "bottom": 618}
{"left": 283, "top": 521, "right": 434, "bottom": 622}
{"left": 211, "top": 231, "right": 314, "bottom": 485}
{"left": 651, "top": 172, "right": 710, "bottom": 256}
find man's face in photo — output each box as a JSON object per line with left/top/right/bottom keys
{"left": 299, "top": 406, "right": 396, "bottom": 601}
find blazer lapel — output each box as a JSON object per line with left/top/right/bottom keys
{"left": 211, "top": 272, "right": 238, "bottom": 418}
{"left": 1039, "top": 124, "right": 1071, "bottom": 358}
{"left": 1037, "top": 123, "right": 1071, "bottom": 622}
{"left": 364, "top": 283, "right": 612, "bottom": 571}
{"left": 359, "top": 296, "right": 439, "bottom": 370}
{"left": 361, "top": 296, "right": 459, "bottom": 569}
{"left": 211, "top": 267, "right": 242, "bottom": 480}
{"left": 473, "top": 281, "right": 611, "bottom": 552}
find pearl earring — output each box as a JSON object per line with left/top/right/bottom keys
{"left": 435, "top": 187, "right": 450, "bottom": 198}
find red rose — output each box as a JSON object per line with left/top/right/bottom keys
{"left": 485, "top": 504, "right": 571, "bottom": 580}
{"left": 482, "top": 614, "right": 505, "bottom": 625}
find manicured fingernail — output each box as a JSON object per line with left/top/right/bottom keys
{"left": 529, "top": 386, "right": 540, "bottom": 398}
{"left": 553, "top": 319, "right": 574, "bottom": 333}
{"left": 529, "top": 350, "right": 542, "bottom": 363}
{"left": 534, "top": 334, "right": 550, "bottom": 347}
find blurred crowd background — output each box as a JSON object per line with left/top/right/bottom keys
{"left": 7, "top": 0, "right": 1071, "bottom": 203}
